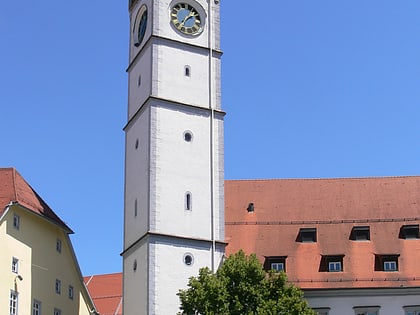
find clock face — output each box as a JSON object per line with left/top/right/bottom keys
{"left": 171, "top": 3, "right": 203, "bottom": 35}
{"left": 134, "top": 6, "right": 148, "bottom": 47}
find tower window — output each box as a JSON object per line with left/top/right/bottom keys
{"left": 138, "top": 75, "right": 142, "bottom": 86}
{"left": 184, "top": 253, "right": 194, "bottom": 266}
{"left": 319, "top": 255, "right": 344, "bottom": 272}
{"left": 185, "top": 192, "right": 192, "bottom": 211}
{"left": 297, "top": 228, "right": 317, "bottom": 243}
{"left": 400, "top": 224, "right": 419, "bottom": 239}
{"left": 350, "top": 226, "right": 370, "bottom": 241}
{"left": 133, "top": 259, "right": 137, "bottom": 271}
{"left": 374, "top": 254, "right": 399, "bottom": 271}
{"left": 185, "top": 65, "right": 191, "bottom": 77}
{"left": 263, "top": 256, "right": 286, "bottom": 272}
{"left": 135, "top": 139, "right": 139, "bottom": 149}
{"left": 404, "top": 306, "right": 420, "bottom": 315}
{"left": 184, "top": 131, "right": 193, "bottom": 142}
{"left": 134, "top": 199, "right": 138, "bottom": 217}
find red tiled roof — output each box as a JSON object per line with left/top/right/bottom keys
{"left": 84, "top": 273, "right": 123, "bottom": 315}
{"left": 225, "top": 177, "right": 420, "bottom": 289}
{"left": 0, "top": 167, "right": 72, "bottom": 232}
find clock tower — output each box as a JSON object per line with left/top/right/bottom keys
{"left": 122, "top": 0, "right": 225, "bottom": 314}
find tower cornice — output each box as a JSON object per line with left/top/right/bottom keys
{"left": 121, "top": 231, "right": 227, "bottom": 257}
{"left": 123, "top": 95, "right": 226, "bottom": 131}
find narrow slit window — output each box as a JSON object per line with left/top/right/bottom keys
{"left": 185, "top": 65, "right": 191, "bottom": 77}
{"left": 185, "top": 192, "right": 192, "bottom": 211}
{"left": 13, "top": 214, "right": 20, "bottom": 230}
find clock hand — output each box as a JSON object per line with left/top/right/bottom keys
{"left": 180, "top": 11, "right": 195, "bottom": 26}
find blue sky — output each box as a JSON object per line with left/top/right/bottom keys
{"left": 1, "top": 1, "right": 419, "bottom": 275}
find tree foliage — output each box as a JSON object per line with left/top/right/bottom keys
{"left": 178, "top": 250, "right": 316, "bottom": 315}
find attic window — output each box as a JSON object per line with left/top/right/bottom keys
{"left": 247, "top": 203, "right": 254, "bottom": 212}
{"left": 263, "top": 256, "right": 287, "bottom": 272}
{"left": 297, "top": 228, "right": 317, "bottom": 243}
{"left": 350, "top": 226, "right": 370, "bottom": 241}
{"left": 399, "top": 225, "right": 419, "bottom": 240}
{"left": 374, "top": 254, "right": 399, "bottom": 272}
{"left": 319, "top": 255, "right": 344, "bottom": 272}
{"left": 13, "top": 214, "right": 20, "bottom": 230}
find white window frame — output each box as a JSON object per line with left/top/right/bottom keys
{"left": 10, "top": 290, "right": 18, "bottom": 315}
{"left": 328, "top": 261, "right": 342, "bottom": 272}
{"left": 32, "top": 299, "right": 41, "bottom": 315}
{"left": 271, "top": 262, "right": 284, "bottom": 272}
{"left": 12, "top": 257, "right": 18, "bottom": 274}
{"left": 384, "top": 260, "right": 397, "bottom": 271}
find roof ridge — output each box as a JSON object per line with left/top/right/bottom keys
{"left": 226, "top": 175, "right": 420, "bottom": 182}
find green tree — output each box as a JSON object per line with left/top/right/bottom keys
{"left": 178, "top": 250, "right": 316, "bottom": 315}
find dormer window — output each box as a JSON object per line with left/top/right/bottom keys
{"left": 400, "top": 225, "right": 419, "bottom": 239}
{"left": 350, "top": 226, "right": 370, "bottom": 241}
{"left": 298, "top": 228, "right": 317, "bottom": 243}
{"left": 319, "top": 255, "right": 344, "bottom": 272}
{"left": 375, "top": 254, "right": 399, "bottom": 272}
{"left": 263, "top": 256, "right": 287, "bottom": 272}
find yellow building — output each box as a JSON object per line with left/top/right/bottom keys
{"left": 0, "top": 168, "right": 97, "bottom": 315}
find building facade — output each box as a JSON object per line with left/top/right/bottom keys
{"left": 0, "top": 167, "right": 96, "bottom": 315}
{"left": 122, "top": 0, "right": 225, "bottom": 313}
{"left": 225, "top": 177, "right": 420, "bottom": 315}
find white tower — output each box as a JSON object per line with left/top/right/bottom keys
{"left": 122, "top": 0, "right": 225, "bottom": 314}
